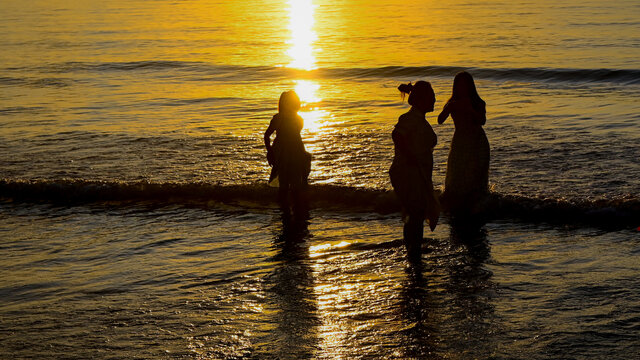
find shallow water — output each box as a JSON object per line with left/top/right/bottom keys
{"left": 1, "top": 203, "right": 638, "bottom": 359}
{"left": 1, "top": 0, "right": 639, "bottom": 358}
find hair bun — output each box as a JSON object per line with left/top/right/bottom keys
{"left": 398, "top": 82, "right": 413, "bottom": 94}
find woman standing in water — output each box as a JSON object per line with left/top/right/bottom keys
{"left": 390, "top": 81, "right": 441, "bottom": 258}
{"left": 438, "top": 71, "right": 490, "bottom": 216}
{"left": 264, "top": 90, "right": 311, "bottom": 215}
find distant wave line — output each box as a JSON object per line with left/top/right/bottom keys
{"left": 1, "top": 179, "right": 637, "bottom": 229}
{"left": 0, "top": 75, "right": 75, "bottom": 88}
{"left": 15, "top": 61, "right": 639, "bottom": 85}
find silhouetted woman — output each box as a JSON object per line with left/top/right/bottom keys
{"left": 390, "top": 81, "right": 441, "bottom": 257}
{"left": 438, "top": 71, "right": 490, "bottom": 216}
{"left": 264, "top": 90, "right": 311, "bottom": 214}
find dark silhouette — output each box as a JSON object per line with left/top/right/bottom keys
{"left": 390, "top": 81, "right": 441, "bottom": 260}
{"left": 264, "top": 91, "right": 312, "bottom": 217}
{"left": 438, "top": 71, "right": 490, "bottom": 217}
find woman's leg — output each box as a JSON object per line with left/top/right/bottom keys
{"left": 278, "top": 179, "right": 290, "bottom": 213}
{"left": 403, "top": 213, "right": 424, "bottom": 259}
{"left": 291, "top": 182, "right": 309, "bottom": 220}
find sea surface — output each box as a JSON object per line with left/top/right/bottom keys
{"left": 1, "top": 0, "right": 639, "bottom": 358}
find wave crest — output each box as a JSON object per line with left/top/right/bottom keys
{"left": 1, "top": 179, "right": 637, "bottom": 229}
{"left": 25, "top": 61, "right": 640, "bottom": 85}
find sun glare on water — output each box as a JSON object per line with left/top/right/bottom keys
{"left": 294, "top": 79, "right": 320, "bottom": 103}
{"left": 287, "top": 0, "right": 325, "bottom": 132}
{"left": 287, "top": 0, "right": 317, "bottom": 71}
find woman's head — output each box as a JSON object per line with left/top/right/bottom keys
{"left": 398, "top": 80, "right": 435, "bottom": 112}
{"left": 278, "top": 90, "right": 301, "bottom": 114}
{"left": 451, "top": 71, "right": 485, "bottom": 113}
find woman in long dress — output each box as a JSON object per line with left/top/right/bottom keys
{"left": 438, "top": 71, "right": 490, "bottom": 216}
{"left": 390, "top": 81, "right": 441, "bottom": 258}
{"left": 264, "top": 91, "right": 311, "bottom": 213}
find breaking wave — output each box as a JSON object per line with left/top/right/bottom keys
{"left": 1, "top": 179, "right": 637, "bottom": 229}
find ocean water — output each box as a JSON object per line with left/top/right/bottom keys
{"left": 1, "top": 0, "right": 639, "bottom": 358}
{"left": 1, "top": 203, "right": 639, "bottom": 359}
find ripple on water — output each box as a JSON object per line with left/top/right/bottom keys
{"left": 1, "top": 203, "right": 639, "bottom": 358}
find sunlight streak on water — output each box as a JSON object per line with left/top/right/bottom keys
{"left": 301, "top": 108, "right": 330, "bottom": 133}
{"left": 314, "top": 278, "right": 359, "bottom": 356}
{"left": 309, "top": 241, "right": 351, "bottom": 257}
{"left": 287, "top": 2, "right": 327, "bottom": 135}
{"left": 286, "top": 0, "right": 317, "bottom": 71}
{"left": 294, "top": 79, "right": 321, "bottom": 103}
{"left": 1, "top": 0, "right": 640, "bottom": 358}
{"left": 294, "top": 79, "right": 325, "bottom": 132}
{"left": 1, "top": 205, "right": 639, "bottom": 358}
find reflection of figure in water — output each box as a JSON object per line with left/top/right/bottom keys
{"left": 398, "top": 223, "right": 494, "bottom": 358}
{"left": 399, "top": 261, "right": 440, "bottom": 357}
{"left": 390, "top": 81, "right": 441, "bottom": 259}
{"left": 438, "top": 71, "right": 490, "bottom": 216}
{"left": 443, "top": 222, "right": 496, "bottom": 358}
{"left": 264, "top": 90, "right": 312, "bottom": 216}
{"left": 255, "top": 214, "right": 318, "bottom": 358}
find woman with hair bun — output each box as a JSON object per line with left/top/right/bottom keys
{"left": 390, "top": 81, "right": 441, "bottom": 258}
{"left": 438, "top": 71, "right": 490, "bottom": 216}
{"left": 264, "top": 90, "right": 311, "bottom": 214}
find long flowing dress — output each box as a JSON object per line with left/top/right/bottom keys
{"left": 389, "top": 107, "right": 440, "bottom": 230}
{"left": 268, "top": 112, "right": 311, "bottom": 188}
{"left": 442, "top": 102, "right": 490, "bottom": 213}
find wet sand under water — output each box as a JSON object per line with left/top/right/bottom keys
{"left": 1, "top": 202, "right": 638, "bottom": 359}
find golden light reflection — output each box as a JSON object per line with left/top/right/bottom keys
{"left": 286, "top": 0, "right": 326, "bottom": 133}
{"left": 301, "top": 109, "right": 329, "bottom": 133}
{"left": 309, "top": 241, "right": 351, "bottom": 257}
{"left": 295, "top": 80, "right": 326, "bottom": 132}
{"left": 312, "top": 261, "right": 360, "bottom": 356}
{"left": 286, "top": 0, "right": 317, "bottom": 71}
{"left": 294, "top": 80, "right": 320, "bottom": 103}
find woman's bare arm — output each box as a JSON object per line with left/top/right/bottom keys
{"left": 438, "top": 102, "right": 452, "bottom": 124}
{"left": 476, "top": 109, "right": 486, "bottom": 126}
{"left": 264, "top": 121, "right": 276, "bottom": 165}
{"left": 264, "top": 119, "right": 276, "bottom": 151}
